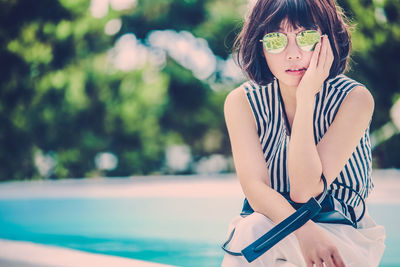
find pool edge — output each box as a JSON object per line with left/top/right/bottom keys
{"left": 0, "top": 239, "right": 177, "bottom": 267}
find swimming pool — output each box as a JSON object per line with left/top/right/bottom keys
{"left": 0, "top": 175, "right": 398, "bottom": 266}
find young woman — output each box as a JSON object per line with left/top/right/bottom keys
{"left": 221, "top": 0, "right": 386, "bottom": 266}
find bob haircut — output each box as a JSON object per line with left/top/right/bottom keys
{"left": 234, "top": 0, "right": 352, "bottom": 85}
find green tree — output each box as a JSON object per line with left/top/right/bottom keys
{"left": 339, "top": 0, "right": 400, "bottom": 167}
{"left": 1, "top": 0, "right": 398, "bottom": 180}
{"left": 0, "top": 0, "right": 246, "bottom": 180}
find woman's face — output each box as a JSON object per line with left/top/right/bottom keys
{"left": 262, "top": 21, "right": 321, "bottom": 89}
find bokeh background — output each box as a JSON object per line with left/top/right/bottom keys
{"left": 0, "top": 0, "right": 399, "bottom": 181}
{"left": 0, "top": 1, "right": 399, "bottom": 266}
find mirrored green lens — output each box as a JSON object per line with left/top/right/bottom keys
{"left": 263, "top": 32, "right": 287, "bottom": 54}
{"left": 296, "top": 30, "right": 321, "bottom": 51}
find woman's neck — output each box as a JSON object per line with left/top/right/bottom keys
{"left": 278, "top": 80, "right": 297, "bottom": 109}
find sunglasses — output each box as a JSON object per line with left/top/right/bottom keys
{"left": 260, "top": 30, "right": 321, "bottom": 54}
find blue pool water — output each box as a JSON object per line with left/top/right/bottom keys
{"left": 0, "top": 196, "right": 398, "bottom": 266}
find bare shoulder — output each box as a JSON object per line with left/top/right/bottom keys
{"left": 224, "top": 86, "right": 247, "bottom": 109}
{"left": 224, "top": 85, "right": 256, "bottom": 130}
{"left": 341, "top": 85, "right": 374, "bottom": 117}
{"left": 346, "top": 85, "right": 374, "bottom": 107}
{"left": 224, "top": 86, "right": 249, "bottom": 117}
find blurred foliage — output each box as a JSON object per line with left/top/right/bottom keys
{"left": 373, "top": 133, "right": 400, "bottom": 168}
{"left": 0, "top": 0, "right": 245, "bottom": 180}
{"left": 338, "top": 0, "right": 400, "bottom": 168}
{"left": 340, "top": 0, "right": 400, "bottom": 131}
{"left": 0, "top": 0, "right": 399, "bottom": 180}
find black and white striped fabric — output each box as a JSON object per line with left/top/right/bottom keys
{"left": 243, "top": 74, "right": 373, "bottom": 208}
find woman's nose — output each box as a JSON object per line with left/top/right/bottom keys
{"left": 285, "top": 38, "right": 302, "bottom": 60}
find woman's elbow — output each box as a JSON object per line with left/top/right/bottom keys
{"left": 289, "top": 190, "right": 310, "bottom": 203}
{"left": 289, "top": 182, "right": 324, "bottom": 203}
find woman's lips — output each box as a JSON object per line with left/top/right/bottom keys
{"left": 285, "top": 68, "right": 307, "bottom": 75}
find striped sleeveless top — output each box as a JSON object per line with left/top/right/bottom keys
{"left": 243, "top": 74, "right": 373, "bottom": 208}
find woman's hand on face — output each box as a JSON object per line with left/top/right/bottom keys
{"left": 295, "top": 221, "right": 346, "bottom": 267}
{"left": 296, "top": 35, "right": 334, "bottom": 99}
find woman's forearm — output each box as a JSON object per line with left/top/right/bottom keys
{"left": 288, "top": 91, "right": 322, "bottom": 202}
{"left": 241, "top": 179, "right": 298, "bottom": 224}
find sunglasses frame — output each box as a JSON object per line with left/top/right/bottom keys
{"left": 260, "top": 29, "right": 321, "bottom": 54}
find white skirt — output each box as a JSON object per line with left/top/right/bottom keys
{"left": 221, "top": 208, "right": 386, "bottom": 267}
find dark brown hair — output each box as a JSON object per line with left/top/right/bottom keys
{"left": 233, "top": 0, "right": 352, "bottom": 85}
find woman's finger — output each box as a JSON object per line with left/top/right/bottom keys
{"left": 317, "top": 35, "right": 328, "bottom": 69}
{"left": 331, "top": 250, "right": 346, "bottom": 267}
{"left": 322, "top": 254, "right": 336, "bottom": 267}
{"left": 309, "top": 40, "right": 321, "bottom": 68}
{"left": 324, "top": 36, "right": 334, "bottom": 73}
{"left": 314, "top": 259, "right": 324, "bottom": 267}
